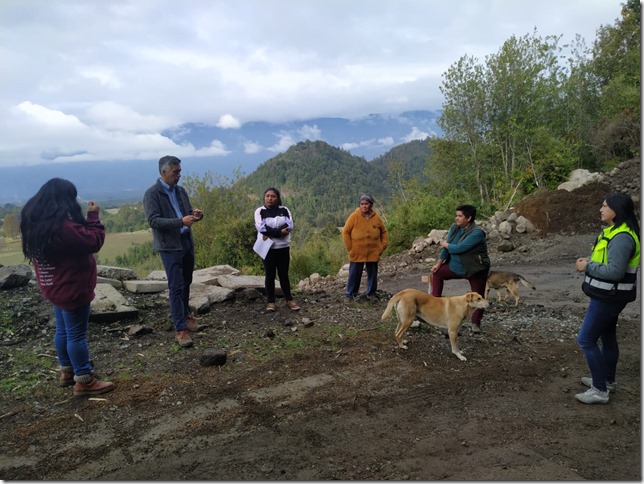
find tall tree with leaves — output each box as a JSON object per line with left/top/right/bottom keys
{"left": 435, "top": 55, "right": 490, "bottom": 201}
{"left": 591, "top": 0, "right": 640, "bottom": 163}
{"left": 433, "top": 30, "right": 576, "bottom": 207}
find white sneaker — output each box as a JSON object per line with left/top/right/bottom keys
{"left": 581, "top": 376, "right": 616, "bottom": 392}
{"left": 575, "top": 387, "right": 609, "bottom": 404}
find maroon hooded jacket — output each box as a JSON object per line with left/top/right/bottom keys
{"left": 33, "top": 211, "right": 105, "bottom": 311}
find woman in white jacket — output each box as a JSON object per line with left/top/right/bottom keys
{"left": 254, "top": 187, "right": 301, "bottom": 312}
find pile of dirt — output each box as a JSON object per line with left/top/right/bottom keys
{"left": 515, "top": 157, "right": 640, "bottom": 236}
{"left": 515, "top": 181, "right": 610, "bottom": 236}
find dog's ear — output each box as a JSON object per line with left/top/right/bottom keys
{"left": 465, "top": 292, "right": 473, "bottom": 302}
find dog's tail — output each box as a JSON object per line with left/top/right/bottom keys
{"left": 519, "top": 276, "right": 536, "bottom": 290}
{"left": 381, "top": 294, "right": 402, "bottom": 321}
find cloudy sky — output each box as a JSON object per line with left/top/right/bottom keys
{"left": 0, "top": 0, "right": 623, "bottom": 168}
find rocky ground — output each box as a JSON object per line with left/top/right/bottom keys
{"left": 0, "top": 159, "right": 640, "bottom": 480}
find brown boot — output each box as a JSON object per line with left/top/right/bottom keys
{"left": 59, "top": 366, "right": 74, "bottom": 387}
{"left": 73, "top": 377, "right": 114, "bottom": 397}
{"left": 175, "top": 329, "right": 193, "bottom": 348}
{"left": 186, "top": 314, "right": 201, "bottom": 332}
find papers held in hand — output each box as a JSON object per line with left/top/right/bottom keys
{"left": 253, "top": 233, "right": 274, "bottom": 259}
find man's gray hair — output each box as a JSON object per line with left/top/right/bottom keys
{"left": 158, "top": 155, "right": 181, "bottom": 174}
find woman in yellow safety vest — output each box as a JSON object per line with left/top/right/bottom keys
{"left": 574, "top": 193, "right": 640, "bottom": 405}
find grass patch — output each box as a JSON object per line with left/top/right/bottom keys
{"left": 0, "top": 238, "right": 25, "bottom": 266}
{"left": 0, "top": 231, "right": 152, "bottom": 268}
{"left": 98, "top": 230, "right": 152, "bottom": 265}
{"left": 0, "top": 350, "right": 58, "bottom": 398}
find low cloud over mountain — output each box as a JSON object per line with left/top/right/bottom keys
{"left": 3, "top": 110, "right": 440, "bottom": 204}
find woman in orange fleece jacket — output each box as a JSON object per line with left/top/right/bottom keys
{"left": 342, "top": 193, "right": 388, "bottom": 300}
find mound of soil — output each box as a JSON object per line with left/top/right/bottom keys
{"left": 515, "top": 181, "right": 610, "bottom": 236}
{"left": 515, "top": 157, "right": 641, "bottom": 236}
{"left": 0, "top": 167, "right": 640, "bottom": 480}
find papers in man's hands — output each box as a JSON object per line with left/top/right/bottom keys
{"left": 253, "top": 233, "right": 274, "bottom": 259}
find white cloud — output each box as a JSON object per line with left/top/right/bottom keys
{"left": 402, "top": 127, "right": 433, "bottom": 142}
{"left": 268, "top": 133, "right": 297, "bottom": 153}
{"left": 196, "top": 139, "right": 230, "bottom": 156}
{"left": 244, "top": 141, "right": 263, "bottom": 154}
{"left": 217, "top": 114, "right": 241, "bottom": 129}
{"left": 0, "top": 0, "right": 623, "bottom": 166}
{"left": 299, "top": 124, "right": 322, "bottom": 141}
{"left": 341, "top": 137, "right": 395, "bottom": 152}
{"left": 79, "top": 67, "right": 122, "bottom": 89}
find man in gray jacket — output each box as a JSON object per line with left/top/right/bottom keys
{"left": 143, "top": 155, "right": 203, "bottom": 348}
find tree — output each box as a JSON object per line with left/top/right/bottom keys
{"left": 434, "top": 30, "right": 576, "bottom": 206}
{"left": 590, "top": 0, "right": 641, "bottom": 163}
{"left": 3, "top": 214, "right": 19, "bottom": 239}
{"left": 437, "top": 54, "right": 490, "bottom": 201}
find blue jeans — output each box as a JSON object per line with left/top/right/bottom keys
{"left": 53, "top": 304, "right": 92, "bottom": 377}
{"left": 577, "top": 298, "right": 627, "bottom": 391}
{"left": 346, "top": 261, "right": 378, "bottom": 298}
{"left": 160, "top": 234, "right": 194, "bottom": 331}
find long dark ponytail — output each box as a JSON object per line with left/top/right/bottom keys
{"left": 20, "top": 178, "right": 86, "bottom": 260}
{"left": 606, "top": 192, "right": 640, "bottom": 236}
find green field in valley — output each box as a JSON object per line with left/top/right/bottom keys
{"left": 0, "top": 230, "right": 152, "bottom": 267}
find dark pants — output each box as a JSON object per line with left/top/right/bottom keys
{"left": 346, "top": 261, "right": 378, "bottom": 298}
{"left": 577, "top": 298, "right": 626, "bottom": 391}
{"left": 431, "top": 265, "right": 488, "bottom": 326}
{"left": 263, "top": 246, "right": 292, "bottom": 303}
{"left": 160, "top": 233, "right": 194, "bottom": 331}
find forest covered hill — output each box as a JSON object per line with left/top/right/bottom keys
{"left": 240, "top": 138, "right": 432, "bottom": 227}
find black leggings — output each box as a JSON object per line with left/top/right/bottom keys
{"left": 263, "top": 246, "right": 292, "bottom": 302}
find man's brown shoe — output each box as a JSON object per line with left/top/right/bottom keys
{"left": 73, "top": 378, "right": 114, "bottom": 397}
{"left": 266, "top": 303, "right": 276, "bottom": 312}
{"left": 186, "top": 314, "right": 201, "bottom": 332}
{"left": 175, "top": 329, "right": 194, "bottom": 348}
{"left": 286, "top": 300, "right": 301, "bottom": 311}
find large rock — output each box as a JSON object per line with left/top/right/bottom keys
{"left": 217, "top": 274, "right": 266, "bottom": 291}
{"left": 558, "top": 169, "right": 605, "bottom": 191}
{"left": 122, "top": 280, "right": 168, "bottom": 294}
{"left": 0, "top": 265, "right": 33, "bottom": 289}
{"left": 97, "top": 265, "right": 137, "bottom": 281}
{"left": 498, "top": 221, "right": 513, "bottom": 235}
{"left": 180, "top": 283, "right": 235, "bottom": 313}
{"left": 410, "top": 236, "right": 427, "bottom": 253}
{"left": 427, "top": 229, "right": 447, "bottom": 244}
{"left": 90, "top": 283, "right": 139, "bottom": 322}
{"left": 193, "top": 265, "right": 241, "bottom": 285}
{"left": 97, "top": 276, "right": 123, "bottom": 289}
{"left": 146, "top": 265, "right": 241, "bottom": 286}
{"left": 146, "top": 270, "right": 167, "bottom": 281}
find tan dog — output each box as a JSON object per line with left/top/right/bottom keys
{"left": 381, "top": 289, "right": 489, "bottom": 361}
{"left": 485, "top": 271, "right": 536, "bottom": 306}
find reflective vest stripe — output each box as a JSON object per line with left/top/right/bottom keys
{"left": 582, "top": 223, "right": 640, "bottom": 302}
{"left": 584, "top": 276, "right": 635, "bottom": 291}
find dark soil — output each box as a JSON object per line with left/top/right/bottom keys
{"left": 0, "top": 165, "right": 641, "bottom": 480}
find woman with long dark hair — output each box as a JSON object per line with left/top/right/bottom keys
{"left": 574, "top": 192, "right": 640, "bottom": 404}
{"left": 254, "top": 187, "right": 301, "bottom": 312}
{"left": 21, "top": 178, "right": 114, "bottom": 397}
